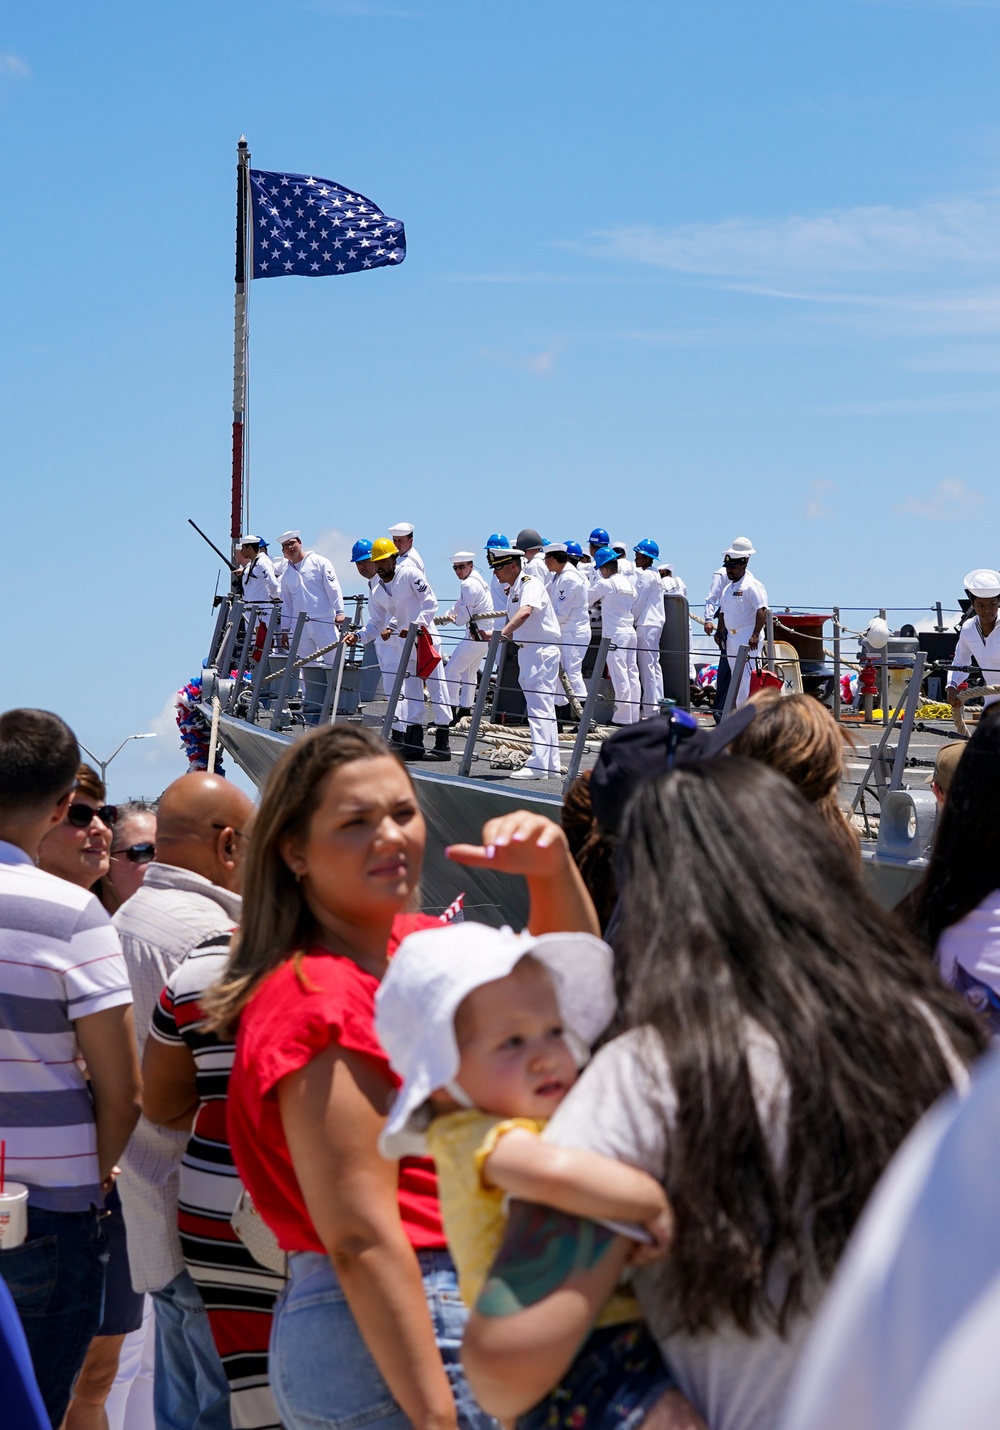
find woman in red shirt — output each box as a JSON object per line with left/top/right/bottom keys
{"left": 206, "top": 724, "right": 598, "bottom": 1430}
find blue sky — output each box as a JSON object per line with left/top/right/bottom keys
{"left": 3, "top": 0, "right": 999, "bottom": 796}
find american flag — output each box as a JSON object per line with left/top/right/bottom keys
{"left": 249, "top": 168, "right": 406, "bottom": 279}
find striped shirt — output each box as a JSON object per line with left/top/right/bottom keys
{"left": 0, "top": 839, "right": 133, "bottom": 1211}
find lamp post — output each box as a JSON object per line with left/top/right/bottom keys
{"left": 78, "top": 734, "right": 157, "bottom": 789}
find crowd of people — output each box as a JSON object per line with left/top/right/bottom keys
{"left": 234, "top": 522, "right": 767, "bottom": 778}
{"left": 2, "top": 681, "right": 1000, "bottom": 1430}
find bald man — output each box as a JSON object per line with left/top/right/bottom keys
{"left": 114, "top": 773, "right": 254, "bottom": 1430}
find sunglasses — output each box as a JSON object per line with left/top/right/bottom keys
{"left": 66, "top": 801, "right": 118, "bottom": 829}
{"left": 111, "top": 842, "right": 156, "bottom": 864}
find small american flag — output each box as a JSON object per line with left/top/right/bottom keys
{"left": 249, "top": 168, "right": 406, "bottom": 279}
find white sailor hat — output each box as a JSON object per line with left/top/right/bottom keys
{"left": 964, "top": 568, "right": 1000, "bottom": 598}
{"left": 543, "top": 542, "right": 568, "bottom": 556}
{"left": 279, "top": 530, "right": 301, "bottom": 544}
{"left": 239, "top": 533, "right": 261, "bottom": 546}
{"left": 451, "top": 551, "right": 476, "bottom": 564}
{"left": 388, "top": 521, "right": 414, "bottom": 538}
{"left": 611, "top": 540, "right": 627, "bottom": 555}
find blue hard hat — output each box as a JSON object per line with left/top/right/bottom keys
{"left": 589, "top": 527, "right": 610, "bottom": 546}
{"left": 485, "top": 532, "right": 510, "bottom": 550}
{"left": 634, "top": 538, "right": 660, "bottom": 560}
{"left": 351, "top": 538, "right": 373, "bottom": 563}
{"left": 565, "top": 540, "right": 583, "bottom": 558}
{"left": 593, "top": 545, "right": 618, "bottom": 568}
{"left": 258, "top": 537, "right": 269, "bottom": 550}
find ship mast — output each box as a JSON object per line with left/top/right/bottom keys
{"left": 231, "top": 136, "right": 250, "bottom": 542}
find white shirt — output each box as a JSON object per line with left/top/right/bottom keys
{"left": 589, "top": 572, "right": 637, "bottom": 638}
{"left": 720, "top": 571, "right": 769, "bottom": 651}
{"left": 0, "top": 843, "right": 133, "bottom": 1212}
{"left": 240, "top": 552, "right": 280, "bottom": 609}
{"left": 504, "top": 570, "right": 562, "bottom": 647}
{"left": 358, "top": 575, "right": 396, "bottom": 646}
{"left": 489, "top": 572, "right": 508, "bottom": 632}
{"left": 525, "top": 553, "right": 548, "bottom": 583}
{"left": 546, "top": 563, "right": 591, "bottom": 634}
{"left": 397, "top": 545, "right": 426, "bottom": 575}
{"left": 445, "top": 569, "right": 493, "bottom": 628}
{"left": 705, "top": 567, "right": 727, "bottom": 621}
{"left": 948, "top": 618, "right": 1000, "bottom": 707}
{"left": 381, "top": 563, "right": 439, "bottom": 632}
{"left": 661, "top": 572, "right": 688, "bottom": 598}
{"left": 633, "top": 567, "right": 667, "bottom": 628}
{"left": 280, "top": 551, "right": 344, "bottom": 632}
{"left": 115, "top": 864, "right": 242, "bottom": 1293}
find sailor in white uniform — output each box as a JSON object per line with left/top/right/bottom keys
{"left": 440, "top": 552, "right": 493, "bottom": 718}
{"left": 236, "top": 535, "right": 280, "bottom": 649}
{"left": 717, "top": 537, "right": 768, "bottom": 710}
{"left": 947, "top": 568, "right": 1000, "bottom": 713}
{"left": 516, "top": 528, "right": 548, "bottom": 583}
{"left": 543, "top": 542, "right": 591, "bottom": 706}
{"left": 388, "top": 521, "right": 426, "bottom": 574}
{"left": 659, "top": 563, "right": 688, "bottom": 598}
{"left": 278, "top": 530, "right": 345, "bottom": 666}
{"left": 491, "top": 546, "right": 564, "bottom": 780}
{"left": 611, "top": 541, "right": 638, "bottom": 592}
{"left": 374, "top": 538, "right": 453, "bottom": 762}
{"left": 632, "top": 538, "right": 666, "bottom": 718}
{"left": 343, "top": 539, "right": 404, "bottom": 738}
{"left": 588, "top": 544, "right": 641, "bottom": 725}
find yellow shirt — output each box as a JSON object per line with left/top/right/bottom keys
{"left": 425, "top": 1108, "right": 641, "bottom": 1326}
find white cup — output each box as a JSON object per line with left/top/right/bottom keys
{"left": 0, "top": 1183, "right": 29, "bottom": 1248}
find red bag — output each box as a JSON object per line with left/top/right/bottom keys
{"left": 748, "top": 662, "right": 783, "bottom": 697}
{"left": 416, "top": 625, "right": 443, "bottom": 679}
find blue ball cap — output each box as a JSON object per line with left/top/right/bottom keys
{"left": 589, "top": 527, "right": 610, "bottom": 546}
{"left": 593, "top": 545, "right": 618, "bottom": 568}
{"left": 634, "top": 538, "right": 660, "bottom": 560}
{"left": 565, "top": 540, "right": 583, "bottom": 558}
{"left": 351, "top": 538, "right": 373, "bottom": 563}
{"left": 485, "top": 532, "right": 510, "bottom": 550}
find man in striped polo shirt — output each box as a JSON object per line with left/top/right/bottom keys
{"left": 0, "top": 708, "right": 141, "bottom": 1427}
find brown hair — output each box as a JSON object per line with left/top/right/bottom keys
{"left": 731, "top": 691, "right": 859, "bottom": 865}
{"left": 75, "top": 763, "right": 106, "bottom": 803}
{"left": 561, "top": 771, "right": 618, "bottom": 930}
{"left": 203, "top": 724, "right": 406, "bottom": 1034}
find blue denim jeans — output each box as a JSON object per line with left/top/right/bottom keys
{"left": 271, "top": 1246, "right": 495, "bottom": 1430}
{"left": 0, "top": 1204, "right": 108, "bottom": 1428}
{"left": 152, "top": 1267, "right": 231, "bottom": 1430}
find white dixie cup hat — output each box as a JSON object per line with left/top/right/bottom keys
{"left": 964, "top": 568, "right": 1000, "bottom": 599}
{"left": 724, "top": 536, "right": 756, "bottom": 559}
{"left": 451, "top": 551, "right": 476, "bottom": 563}
{"left": 389, "top": 521, "right": 415, "bottom": 538}
{"left": 278, "top": 529, "right": 301, "bottom": 544}
{"left": 375, "top": 922, "right": 616, "bottom": 1160}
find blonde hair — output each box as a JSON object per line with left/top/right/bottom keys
{"left": 203, "top": 724, "right": 404, "bottom": 1034}
{"left": 731, "top": 691, "right": 859, "bottom": 863}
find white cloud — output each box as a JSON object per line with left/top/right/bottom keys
{"left": 311, "top": 526, "right": 357, "bottom": 573}
{"left": 894, "top": 479, "right": 987, "bottom": 520}
{"left": 478, "top": 342, "right": 563, "bottom": 377}
{"left": 804, "top": 480, "right": 836, "bottom": 521}
{"left": 0, "top": 53, "right": 29, "bottom": 80}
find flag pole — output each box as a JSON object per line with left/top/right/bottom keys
{"left": 231, "top": 136, "right": 250, "bottom": 542}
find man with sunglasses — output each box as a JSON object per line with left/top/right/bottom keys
{"left": 114, "top": 772, "right": 255, "bottom": 1430}
{"left": 716, "top": 536, "right": 769, "bottom": 711}
{"left": 0, "top": 709, "right": 141, "bottom": 1427}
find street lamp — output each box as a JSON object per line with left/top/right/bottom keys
{"left": 78, "top": 733, "right": 157, "bottom": 788}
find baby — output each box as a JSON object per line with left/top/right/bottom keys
{"left": 376, "top": 922, "right": 705, "bottom": 1430}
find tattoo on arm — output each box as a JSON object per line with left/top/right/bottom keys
{"left": 476, "top": 1201, "right": 616, "bottom": 1318}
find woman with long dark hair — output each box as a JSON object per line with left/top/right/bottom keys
{"left": 463, "top": 758, "right": 984, "bottom": 1430}
{"left": 915, "top": 703, "right": 1000, "bottom": 1033}
{"left": 205, "top": 723, "right": 597, "bottom": 1430}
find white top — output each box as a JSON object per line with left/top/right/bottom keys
{"left": 279, "top": 550, "right": 345, "bottom": 636}
{"left": 525, "top": 552, "right": 548, "bottom": 583}
{"left": 721, "top": 571, "right": 769, "bottom": 651}
{"left": 0, "top": 842, "right": 133, "bottom": 1212}
{"left": 240, "top": 552, "right": 280, "bottom": 609}
{"left": 489, "top": 572, "right": 508, "bottom": 631}
{"left": 662, "top": 573, "right": 688, "bottom": 598}
{"left": 381, "top": 563, "right": 440, "bottom": 632}
{"left": 937, "top": 888, "right": 1000, "bottom": 1037}
{"left": 632, "top": 567, "right": 667, "bottom": 628}
{"left": 358, "top": 575, "right": 396, "bottom": 645}
{"left": 704, "top": 567, "right": 727, "bottom": 620}
{"left": 504, "top": 570, "right": 562, "bottom": 647}
{"left": 589, "top": 572, "right": 638, "bottom": 638}
{"left": 547, "top": 563, "right": 591, "bottom": 634}
{"left": 779, "top": 1048, "right": 992, "bottom": 1430}
{"left": 114, "top": 864, "right": 242, "bottom": 1293}
{"left": 445, "top": 569, "right": 493, "bottom": 627}
{"left": 397, "top": 545, "right": 426, "bottom": 575}
{"left": 545, "top": 1026, "right": 815, "bottom": 1430}
{"left": 947, "top": 618, "right": 1000, "bottom": 706}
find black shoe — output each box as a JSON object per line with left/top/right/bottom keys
{"left": 389, "top": 727, "right": 405, "bottom": 747}
{"left": 427, "top": 725, "right": 451, "bottom": 761}
{"left": 402, "top": 724, "right": 425, "bottom": 761}
{"left": 450, "top": 706, "right": 472, "bottom": 727}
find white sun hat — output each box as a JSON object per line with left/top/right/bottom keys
{"left": 725, "top": 536, "right": 756, "bottom": 559}
{"left": 964, "top": 568, "right": 1000, "bottom": 598}
{"left": 375, "top": 922, "right": 615, "bottom": 1160}
{"left": 389, "top": 521, "right": 415, "bottom": 538}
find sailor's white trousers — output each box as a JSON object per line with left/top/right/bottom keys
{"left": 607, "top": 627, "right": 641, "bottom": 724}
{"left": 518, "top": 642, "right": 562, "bottom": 774}
{"left": 558, "top": 624, "right": 591, "bottom": 700}
{"left": 444, "top": 636, "right": 486, "bottom": 709}
{"left": 636, "top": 620, "right": 665, "bottom": 718}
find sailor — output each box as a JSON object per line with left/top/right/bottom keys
{"left": 703, "top": 553, "right": 731, "bottom": 715}
{"left": 947, "top": 568, "right": 1000, "bottom": 714}
{"left": 440, "top": 552, "right": 493, "bottom": 721}
{"left": 515, "top": 528, "right": 547, "bottom": 582}
{"left": 261, "top": 536, "right": 286, "bottom": 580}
{"left": 564, "top": 540, "right": 585, "bottom": 568}
{"left": 343, "top": 539, "right": 404, "bottom": 744}
{"left": 489, "top": 545, "right": 564, "bottom": 780}
{"left": 388, "top": 521, "right": 426, "bottom": 574}
{"left": 278, "top": 530, "right": 345, "bottom": 666}
{"left": 659, "top": 562, "right": 688, "bottom": 598}
{"left": 611, "top": 541, "right": 637, "bottom": 590}
{"left": 587, "top": 527, "right": 611, "bottom": 584}
{"left": 372, "top": 537, "right": 453, "bottom": 763}
{"left": 485, "top": 533, "right": 512, "bottom": 631}
{"left": 236, "top": 535, "right": 280, "bottom": 655}
{"left": 543, "top": 541, "right": 591, "bottom": 721}
{"left": 588, "top": 545, "right": 641, "bottom": 726}
{"left": 632, "top": 538, "right": 666, "bottom": 718}
{"left": 717, "top": 537, "right": 768, "bottom": 710}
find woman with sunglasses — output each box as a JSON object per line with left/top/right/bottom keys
{"left": 37, "top": 767, "right": 150, "bottom": 1430}
{"left": 97, "top": 800, "right": 158, "bottom": 915}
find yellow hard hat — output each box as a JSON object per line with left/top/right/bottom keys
{"left": 371, "top": 537, "right": 399, "bottom": 561}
